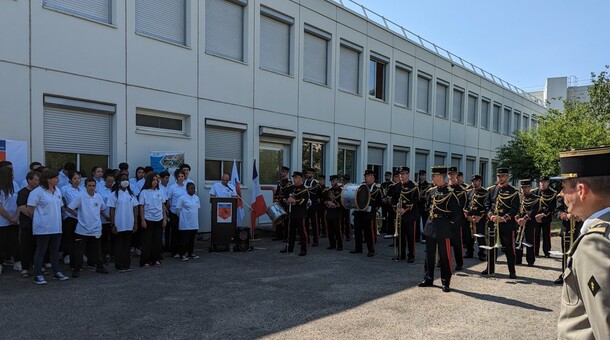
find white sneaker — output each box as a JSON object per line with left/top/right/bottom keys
{"left": 63, "top": 255, "right": 70, "bottom": 264}
{"left": 44, "top": 263, "right": 52, "bottom": 268}
{"left": 173, "top": 254, "right": 181, "bottom": 259}
{"left": 13, "top": 261, "right": 22, "bottom": 271}
{"left": 134, "top": 248, "right": 142, "bottom": 256}
{"left": 180, "top": 255, "right": 189, "bottom": 262}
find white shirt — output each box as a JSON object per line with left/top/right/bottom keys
{"left": 0, "top": 189, "right": 18, "bottom": 227}
{"left": 27, "top": 186, "right": 63, "bottom": 235}
{"left": 139, "top": 188, "right": 166, "bottom": 221}
{"left": 69, "top": 191, "right": 105, "bottom": 238}
{"left": 176, "top": 194, "right": 200, "bottom": 231}
{"left": 581, "top": 206, "right": 610, "bottom": 234}
{"left": 209, "top": 182, "right": 237, "bottom": 198}
{"left": 61, "top": 184, "right": 83, "bottom": 219}
{"left": 58, "top": 170, "right": 70, "bottom": 190}
{"left": 108, "top": 190, "right": 139, "bottom": 232}
{"left": 167, "top": 183, "right": 187, "bottom": 214}
{"left": 135, "top": 178, "right": 145, "bottom": 196}
{"left": 98, "top": 185, "right": 113, "bottom": 224}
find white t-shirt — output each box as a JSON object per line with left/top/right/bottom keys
{"left": 176, "top": 194, "right": 200, "bottom": 231}
{"left": 98, "top": 185, "right": 113, "bottom": 224}
{"left": 69, "top": 191, "right": 105, "bottom": 238}
{"left": 27, "top": 186, "right": 63, "bottom": 235}
{"left": 58, "top": 170, "right": 70, "bottom": 190}
{"left": 0, "top": 189, "right": 18, "bottom": 227}
{"left": 138, "top": 188, "right": 166, "bottom": 221}
{"left": 167, "top": 183, "right": 187, "bottom": 214}
{"left": 94, "top": 178, "right": 105, "bottom": 193}
{"left": 61, "top": 184, "right": 83, "bottom": 219}
{"left": 209, "top": 182, "right": 237, "bottom": 198}
{"left": 107, "top": 190, "right": 139, "bottom": 232}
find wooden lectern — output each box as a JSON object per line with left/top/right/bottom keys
{"left": 209, "top": 197, "right": 238, "bottom": 252}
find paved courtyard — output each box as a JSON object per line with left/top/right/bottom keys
{"left": 0, "top": 234, "right": 564, "bottom": 339}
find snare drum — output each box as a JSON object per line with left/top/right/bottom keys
{"left": 341, "top": 184, "right": 370, "bottom": 210}
{"left": 266, "top": 202, "right": 287, "bottom": 223}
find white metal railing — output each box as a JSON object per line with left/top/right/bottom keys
{"left": 329, "top": 0, "right": 548, "bottom": 108}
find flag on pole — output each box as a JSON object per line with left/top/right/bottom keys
{"left": 250, "top": 160, "right": 267, "bottom": 236}
{"left": 230, "top": 160, "right": 244, "bottom": 225}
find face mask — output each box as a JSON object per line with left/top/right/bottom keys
{"left": 120, "top": 180, "right": 130, "bottom": 188}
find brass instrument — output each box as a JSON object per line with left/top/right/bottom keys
{"left": 467, "top": 189, "right": 487, "bottom": 241}
{"left": 393, "top": 197, "right": 402, "bottom": 261}
{"left": 515, "top": 189, "right": 533, "bottom": 250}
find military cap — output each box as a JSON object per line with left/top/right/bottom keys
{"left": 448, "top": 166, "right": 458, "bottom": 173}
{"left": 281, "top": 166, "right": 290, "bottom": 172}
{"left": 553, "top": 146, "right": 610, "bottom": 179}
{"left": 539, "top": 176, "right": 550, "bottom": 181}
{"left": 399, "top": 166, "right": 410, "bottom": 173}
{"left": 418, "top": 170, "right": 427, "bottom": 175}
{"left": 471, "top": 174, "right": 482, "bottom": 181}
{"left": 342, "top": 174, "right": 351, "bottom": 181}
{"left": 497, "top": 167, "right": 509, "bottom": 175}
{"left": 364, "top": 169, "right": 375, "bottom": 176}
{"left": 385, "top": 171, "right": 392, "bottom": 176}
{"left": 292, "top": 171, "right": 303, "bottom": 178}
{"left": 431, "top": 166, "right": 448, "bottom": 175}
{"left": 329, "top": 175, "right": 338, "bottom": 181}
{"left": 519, "top": 179, "right": 532, "bottom": 187}
{"left": 317, "top": 174, "right": 326, "bottom": 180}
{"left": 457, "top": 171, "right": 464, "bottom": 177}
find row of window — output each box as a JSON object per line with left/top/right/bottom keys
{"left": 43, "top": 0, "right": 539, "bottom": 136}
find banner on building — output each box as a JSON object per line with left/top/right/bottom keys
{"left": 149, "top": 151, "right": 185, "bottom": 174}
{"left": 0, "top": 139, "right": 28, "bottom": 184}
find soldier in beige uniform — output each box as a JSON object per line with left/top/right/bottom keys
{"left": 555, "top": 146, "right": 610, "bottom": 340}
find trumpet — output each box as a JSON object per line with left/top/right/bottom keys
{"left": 393, "top": 198, "right": 402, "bottom": 261}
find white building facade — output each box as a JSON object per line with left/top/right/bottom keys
{"left": 0, "top": 0, "right": 547, "bottom": 230}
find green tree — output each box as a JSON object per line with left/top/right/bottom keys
{"left": 496, "top": 132, "right": 539, "bottom": 180}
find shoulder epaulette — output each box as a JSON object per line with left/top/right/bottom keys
{"left": 586, "top": 223, "right": 609, "bottom": 235}
{"left": 486, "top": 185, "right": 496, "bottom": 191}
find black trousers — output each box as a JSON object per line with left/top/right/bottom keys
{"left": 114, "top": 231, "right": 132, "bottom": 270}
{"left": 306, "top": 208, "right": 319, "bottom": 244}
{"left": 140, "top": 220, "right": 163, "bottom": 266}
{"left": 354, "top": 213, "right": 375, "bottom": 253}
{"left": 418, "top": 207, "right": 428, "bottom": 241}
{"left": 450, "top": 221, "right": 464, "bottom": 268}
{"left": 341, "top": 209, "right": 352, "bottom": 240}
{"left": 101, "top": 223, "right": 114, "bottom": 259}
{"left": 400, "top": 219, "right": 417, "bottom": 259}
{"left": 486, "top": 226, "right": 516, "bottom": 275}
{"left": 463, "top": 220, "right": 474, "bottom": 256}
{"left": 535, "top": 221, "right": 552, "bottom": 256}
{"left": 424, "top": 236, "right": 452, "bottom": 285}
{"left": 326, "top": 217, "right": 343, "bottom": 249}
{"left": 381, "top": 205, "right": 391, "bottom": 233}
{"left": 73, "top": 234, "right": 103, "bottom": 271}
{"left": 474, "top": 218, "right": 488, "bottom": 256}
{"left": 516, "top": 222, "right": 536, "bottom": 265}
{"left": 166, "top": 212, "right": 181, "bottom": 255}
{"left": 20, "top": 227, "right": 36, "bottom": 270}
{"left": 180, "top": 230, "right": 197, "bottom": 256}
{"left": 0, "top": 225, "right": 20, "bottom": 264}
{"left": 61, "top": 217, "right": 77, "bottom": 265}
{"left": 287, "top": 218, "right": 307, "bottom": 253}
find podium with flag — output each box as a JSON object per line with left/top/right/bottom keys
{"left": 209, "top": 196, "right": 237, "bottom": 252}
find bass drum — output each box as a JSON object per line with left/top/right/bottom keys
{"left": 266, "top": 202, "right": 287, "bottom": 223}
{"left": 341, "top": 184, "right": 370, "bottom": 210}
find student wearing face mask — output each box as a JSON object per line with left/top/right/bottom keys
{"left": 108, "top": 172, "right": 139, "bottom": 272}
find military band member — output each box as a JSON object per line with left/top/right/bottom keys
{"left": 448, "top": 167, "right": 466, "bottom": 270}
{"left": 324, "top": 175, "right": 343, "bottom": 251}
{"left": 316, "top": 174, "right": 328, "bottom": 238}
{"left": 273, "top": 166, "right": 292, "bottom": 242}
{"left": 280, "top": 171, "right": 310, "bottom": 256}
{"left": 532, "top": 176, "right": 557, "bottom": 257}
{"left": 304, "top": 168, "right": 320, "bottom": 247}
{"left": 555, "top": 146, "right": 610, "bottom": 339}
{"left": 482, "top": 167, "right": 520, "bottom": 278}
{"left": 553, "top": 195, "right": 583, "bottom": 284}
{"left": 390, "top": 166, "right": 419, "bottom": 262}
{"left": 515, "top": 179, "right": 539, "bottom": 267}
{"left": 380, "top": 171, "right": 394, "bottom": 234}
{"left": 418, "top": 166, "right": 461, "bottom": 293}
{"left": 350, "top": 170, "right": 381, "bottom": 257}
{"left": 340, "top": 174, "right": 352, "bottom": 241}
{"left": 417, "top": 170, "right": 432, "bottom": 243}
{"left": 465, "top": 175, "right": 488, "bottom": 261}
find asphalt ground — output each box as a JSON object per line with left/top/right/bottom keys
{"left": 0, "top": 233, "right": 564, "bottom": 340}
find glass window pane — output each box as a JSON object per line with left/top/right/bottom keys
{"left": 205, "top": 160, "right": 221, "bottom": 181}
{"left": 259, "top": 148, "right": 283, "bottom": 185}
{"left": 80, "top": 154, "right": 108, "bottom": 176}
{"left": 45, "top": 151, "right": 77, "bottom": 173}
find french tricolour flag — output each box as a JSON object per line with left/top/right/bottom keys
{"left": 250, "top": 160, "right": 267, "bottom": 236}
{"left": 230, "top": 160, "right": 244, "bottom": 225}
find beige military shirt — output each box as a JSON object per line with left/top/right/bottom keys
{"left": 558, "top": 209, "right": 610, "bottom": 339}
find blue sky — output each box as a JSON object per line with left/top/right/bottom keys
{"left": 353, "top": 0, "right": 609, "bottom": 91}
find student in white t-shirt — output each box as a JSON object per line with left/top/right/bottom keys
{"left": 91, "top": 166, "right": 105, "bottom": 193}
{"left": 109, "top": 171, "right": 139, "bottom": 272}
{"left": 98, "top": 171, "right": 115, "bottom": 263}
{"left": 0, "top": 167, "right": 20, "bottom": 273}
{"left": 166, "top": 169, "right": 187, "bottom": 257}
{"left": 138, "top": 173, "right": 167, "bottom": 268}
{"left": 60, "top": 171, "right": 83, "bottom": 268}
{"left": 20, "top": 161, "right": 42, "bottom": 189}
{"left": 67, "top": 177, "right": 108, "bottom": 277}
{"left": 176, "top": 182, "right": 200, "bottom": 261}
{"left": 26, "top": 169, "right": 69, "bottom": 284}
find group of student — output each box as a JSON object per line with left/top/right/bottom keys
{"left": 0, "top": 160, "right": 201, "bottom": 285}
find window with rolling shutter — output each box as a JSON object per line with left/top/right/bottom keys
{"left": 206, "top": 0, "right": 246, "bottom": 61}
{"left": 452, "top": 88, "right": 464, "bottom": 123}
{"left": 393, "top": 149, "right": 408, "bottom": 168}
{"left": 435, "top": 81, "right": 448, "bottom": 118}
{"left": 303, "top": 25, "right": 330, "bottom": 85}
{"left": 339, "top": 40, "right": 361, "bottom": 94}
{"left": 417, "top": 73, "right": 431, "bottom": 113}
{"left": 135, "top": 0, "right": 187, "bottom": 46}
{"left": 260, "top": 7, "right": 293, "bottom": 75}
{"left": 205, "top": 126, "right": 244, "bottom": 181}
{"left": 467, "top": 93, "right": 478, "bottom": 126}
{"left": 43, "top": 0, "right": 112, "bottom": 24}
{"left": 395, "top": 65, "right": 411, "bottom": 107}
{"left": 415, "top": 152, "right": 428, "bottom": 173}
{"left": 44, "top": 108, "right": 111, "bottom": 155}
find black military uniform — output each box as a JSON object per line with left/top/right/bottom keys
{"left": 280, "top": 172, "right": 310, "bottom": 256}
{"left": 418, "top": 166, "right": 462, "bottom": 293}
{"left": 482, "top": 168, "right": 520, "bottom": 278}
{"left": 515, "top": 179, "right": 540, "bottom": 267}
{"left": 417, "top": 170, "right": 432, "bottom": 243}
{"left": 390, "top": 166, "right": 419, "bottom": 262}
{"left": 553, "top": 196, "right": 583, "bottom": 284}
{"left": 448, "top": 167, "right": 467, "bottom": 270}
{"left": 273, "top": 166, "right": 292, "bottom": 241}
{"left": 351, "top": 170, "right": 382, "bottom": 257}
{"left": 380, "top": 171, "right": 394, "bottom": 234}
{"left": 465, "top": 175, "right": 488, "bottom": 261}
{"left": 304, "top": 168, "right": 320, "bottom": 247}
{"left": 324, "top": 175, "right": 343, "bottom": 251}
{"left": 340, "top": 174, "right": 352, "bottom": 241}
{"left": 316, "top": 174, "right": 327, "bottom": 238}
{"left": 531, "top": 176, "right": 557, "bottom": 257}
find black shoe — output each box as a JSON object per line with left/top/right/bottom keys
{"left": 298, "top": 251, "right": 306, "bottom": 256}
{"left": 455, "top": 266, "right": 463, "bottom": 271}
{"left": 71, "top": 270, "right": 80, "bottom": 278}
{"left": 407, "top": 258, "right": 415, "bottom": 263}
{"left": 478, "top": 254, "right": 487, "bottom": 261}
{"left": 326, "top": 246, "right": 335, "bottom": 250}
{"left": 350, "top": 250, "right": 363, "bottom": 254}
{"left": 441, "top": 284, "right": 451, "bottom": 293}
{"left": 367, "top": 251, "right": 374, "bottom": 257}
{"left": 336, "top": 247, "right": 343, "bottom": 251}
{"left": 509, "top": 273, "right": 517, "bottom": 279}
{"left": 553, "top": 276, "right": 563, "bottom": 284}
{"left": 464, "top": 254, "right": 474, "bottom": 259}
{"left": 418, "top": 279, "right": 433, "bottom": 287}
{"left": 527, "top": 263, "right": 534, "bottom": 267}
{"left": 96, "top": 267, "right": 109, "bottom": 274}
{"left": 481, "top": 269, "right": 494, "bottom": 276}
